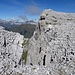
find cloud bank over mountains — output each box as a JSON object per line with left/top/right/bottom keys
{"left": 25, "top": 5, "right": 42, "bottom": 15}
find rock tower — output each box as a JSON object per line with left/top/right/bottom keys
{"left": 27, "top": 9, "right": 75, "bottom": 75}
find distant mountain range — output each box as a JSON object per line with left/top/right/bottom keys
{"left": 7, "top": 24, "right": 36, "bottom": 38}
{"left": 25, "top": 20, "right": 36, "bottom": 25}
{"left": 0, "top": 19, "right": 36, "bottom": 38}
{"left": 0, "top": 19, "right": 36, "bottom": 29}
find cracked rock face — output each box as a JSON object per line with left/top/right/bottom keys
{"left": 0, "top": 9, "right": 75, "bottom": 75}
{"left": 27, "top": 9, "right": 75, "bottom": 75}
{"left": 0, "top": 26, "right": 24, "bottom": 75}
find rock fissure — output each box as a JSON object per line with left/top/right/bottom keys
{"left": 0, "top": 9, "right": 75, "bottom": 75}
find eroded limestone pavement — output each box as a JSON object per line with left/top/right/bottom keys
{"left": 0, "top": 26, "right": 24, "bottom": 75}
{"left": 0, "top": 9, "right": 75, "bottom": 75}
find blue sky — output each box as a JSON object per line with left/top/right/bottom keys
{"left": 0, "top": 0, "right": 75, "bottom": 21}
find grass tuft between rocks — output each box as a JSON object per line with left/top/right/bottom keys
{"left": 23, "top": 50, "right": 28, "bottom": 64}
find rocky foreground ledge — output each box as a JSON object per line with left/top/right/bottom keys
{"left": 0, "top": 9, "right": 75, "bottom": 75}
{"left": 0, "top": 26, "right": 24, "bottom": 75}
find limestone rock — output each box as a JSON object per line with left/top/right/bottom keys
{"left": 1, "top": 9, "right": 75, "bottom": 75}
{"left": 0, "top": 27, "right": 24, "bottom": 75}
{"left": 27, "top": 9, "right": 75, "bottom": 75}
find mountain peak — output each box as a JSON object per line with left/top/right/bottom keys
{"left": 27, "top": 9, "right": 75, "bottom": 75}
{"left": 0, "top": 9, "right": 75, "bottom": 75}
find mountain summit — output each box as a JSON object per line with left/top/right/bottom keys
{"left": 0, "top": 9, "right": 75, "bottom": 75}
{"left": 27, "top": 9, "right": 75, "bottom": 75}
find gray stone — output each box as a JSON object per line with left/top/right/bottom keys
{"left": 27, "top": 9, "right": 75, "bottom": 75}
{"left": 0, "top": 27, "right": 24, "bottom": 75}
{"left": 1, "top": 9, "right": 75, "bottom": 75}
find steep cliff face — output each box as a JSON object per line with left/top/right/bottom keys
{"left": 1, "top": 9, "right": 75, "bottom": 75}
{"left": 0, "top": 26, "right": 24, "bottom": 75}
{"left": 27, "top": 9, "right": 75, "bottom": 75}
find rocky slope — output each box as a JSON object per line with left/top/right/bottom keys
{"left": 27, "top": 9, "right": 75, "bottom": 75}
{"left": 0, "top": 26, "right": 24, "bottom": 75}
{"left": 0, "top": 9, "right": 75, "bottom": 75}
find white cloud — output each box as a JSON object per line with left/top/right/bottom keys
{"left": 11, "top": 18, "right": 19, "bottom": 22}
{"left": 18, "top": 15, "right": 28, "bottom": 22}
{"left": 25, "top": 5, "right": 42, "bottom": 15}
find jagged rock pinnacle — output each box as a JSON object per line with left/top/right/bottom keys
{"left": 0, "top": 9, "right": 75, "bottom": 75}
{"left": 27, "top": 9, "right": 75, "bottom": 75}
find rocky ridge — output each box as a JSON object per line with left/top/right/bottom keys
{"left": 0, "top": 9, "right": 75, "bottom": 75}
{"left": 0, "top": 26, "right": 24, "bottom": 75}
{"left": 27, "top": 9, "right": 75, "bottom": 75}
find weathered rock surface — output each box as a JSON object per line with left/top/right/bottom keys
{"left": 27, "top": 9, "right": 75, "bottom": 75}
{"left": 0, "top": 26, "right": 24, "bottom": 75}
{"left": 1, "top": 9, "right": 75, "bottom": 75}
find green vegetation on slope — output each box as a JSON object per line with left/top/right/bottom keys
{"left": 23, "top": 50, "right": 28, "bottom": 64}
{"left": 8, "top": 24, "right": 36, "bottom": 38}
{"left": 22, "top": 39, "right": 29, "bottom": 46}
{"left": 22, "top": 39, "right": 29, "bottom": 64}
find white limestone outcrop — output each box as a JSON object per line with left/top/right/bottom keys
{"left": 0, "top": 26, "right": 24, "bottom": 75}
{"left": 1, "top": 9, "right": 75, "bottom": 75}
{"left": 27, "top": 9, "right": 75, "bottom": 75}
